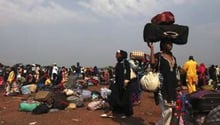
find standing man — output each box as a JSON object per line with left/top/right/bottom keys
{"left": 52, "top": 63, "right": 59, "bottom": 85}
{"left": 183, "top": 56, "right": 198, "bottom": 93}
{"left": 75, "top": 62, "right": 81, "bottom": 78}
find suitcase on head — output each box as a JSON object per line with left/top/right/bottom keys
{"left": 143, "top": 23, "right": 189, "bottom": 45}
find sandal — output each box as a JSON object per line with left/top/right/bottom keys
{"left": 133, "top": 100, "right": 141, "bottom": 105}
{"left": 100, "top": 113, "right": 113, "bottom": 118}
{"left": 100, "top": 114, "right": 108, "bottom": 118}
{"left": 120, "top": 115, "right": 127, "bottom": 119}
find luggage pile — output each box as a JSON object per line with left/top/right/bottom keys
{"left": 143, "top": 11, "right": 189, "bottom": 45}
{"left": 18, "top": 87, "right": 111, "bottom": 114}
{"left": 188, "top": 90, "right": 220, "bottom": 113}
{"left": 184, "top": 90, "right": 220, "bottom": 124}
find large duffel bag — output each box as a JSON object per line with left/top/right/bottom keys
{"left": 188, "top": 90, "right": 220, "bottom": 113}
{"left": 52, "top": 92, "right": 69, "bottom": 110}
{"left": 32, "top": 103, "right": 49, "bottom": 114}
{"left": 19, "top": 101, "right": 40, "bottom": 112}
{"left": 34, "top": 90, "right": 53, "bottom": 103}
{"left": 143, "top": 23, "right": 189, "bottom": 45}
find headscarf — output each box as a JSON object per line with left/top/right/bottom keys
{"left": 116, "top": 50, "right": 128, "bottom": 61}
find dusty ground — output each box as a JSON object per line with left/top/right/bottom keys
{"left": 0, "top": 84, "right": 160, "bottom": 125}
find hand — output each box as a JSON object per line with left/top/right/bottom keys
{"left": 124, "top": 80, "right": 130, "bottom": 88}
{"left": 147, "top": 42, "right": 153, "bottom": 49}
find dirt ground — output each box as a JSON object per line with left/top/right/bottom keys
{"left": 0, "top": 84, "right": 161, "bottom": 125}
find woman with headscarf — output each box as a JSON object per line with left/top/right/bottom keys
{"left": 101, "top": 50, "right": 133, "bottom": 119}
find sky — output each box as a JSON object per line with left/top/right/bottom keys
{"left": 0, "top": 0, "right": 220, "bottom": 68}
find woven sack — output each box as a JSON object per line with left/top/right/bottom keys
{"left": 140, "top": 72, "right": 160, "bottom": 91}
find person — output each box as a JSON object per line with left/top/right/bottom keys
{"left": 93, "top": 66, "right": 99, "bottom": 76}
{"left": 177, "top": 66, "right": 187, "bottom": 88}
{"left": 58, "top": 66, "right": 69, "bottom": 89}
{"left": 75, "top": 62, "right": 81, "bottom": 78}
{"left": 100, "top": 50, "right": 133, "bottom": 119}
{"left": 34, "top": 65, "right": 41, "bottom": 83}
{"left": 147, "top": 41, "right": 178, "bottom": 125}
{"left": 5, "top": 66, "right": 17, "bottom": 96}
{"left": 197, "top": 63, "right": 207, "bottom": 89}
{"left": 208, "top": 64, "right": 217, "bottom": 83}
{"left": 51, "top": 63, "right": 59, "bottom": 85}
{"left": 216, "top": 65, "right": 220, "bottom": 83}
{"left": 0, "top": 64, "right": 4, "bottom": 87}
{"left": 183, "top": 56, "right": 198, "bottom": 93}
{"left": 129, "top": 57, "right": 142, "bottom": 105}
{"left": 101, "top": 68, "right": 110, "bottom": 85}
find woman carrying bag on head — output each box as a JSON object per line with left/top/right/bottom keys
{"left": 147, "top": 41, "right": 179, "bottom": 125}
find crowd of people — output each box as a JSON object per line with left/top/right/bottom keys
{"left": 0, "top": 48, "right": 220, "bottom": 124}
{"left": 0, "top": 62, "right": 115, "bottom": 95}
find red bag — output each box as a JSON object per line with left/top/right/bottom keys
{"left": 151, "top": 11, "right": 175, "bottom": 25}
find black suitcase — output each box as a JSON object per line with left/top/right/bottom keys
{"left": 143, "top": 23, "right": 189, "bottom": 45}
{"left": 189, "top": 90, "right": 220, "bottom": 113}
